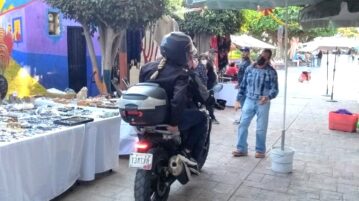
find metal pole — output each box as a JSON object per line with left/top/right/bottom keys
{"left": 326, "top": 50, "right": 329, "bottom": 95}
{"left": 281, "top": 0, "right": 288, "bottom": 151}
{"left": 327, "top": 50, "right": 338, "bottom": 102}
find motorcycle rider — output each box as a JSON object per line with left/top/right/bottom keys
{"left": 139, "top": 32, "right": 209, "bottom": 168}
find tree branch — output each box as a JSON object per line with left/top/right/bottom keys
{"left": 96, "top": 14, "right": 109, "bottom": 27}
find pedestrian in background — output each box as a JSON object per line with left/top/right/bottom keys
{"left": 317, "top": 50, "right": 323, "bottom": 67}
{"left": 232, "top": 49, "right": 279, "bottom": 158}
{"left": 234, "top": 47, "right": 252, "bottom": 125}
{"left": 200, "top": 53, "right": 220, "bottom": 124}
{"left": 193, "top": 54, "right": 208, "bottom": 86}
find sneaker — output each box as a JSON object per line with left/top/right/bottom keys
{"left": 255, "top": 152, "right": 265, "bottom": 158}
{"left": 233, "top": 120, "right": 240, "bottom": 125}
{"left": 212, "top": 119, "right": 220, "bottom": 124}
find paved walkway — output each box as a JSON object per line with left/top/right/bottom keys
{"left": 54, "top": 62, "right": 359, "bottom": 201}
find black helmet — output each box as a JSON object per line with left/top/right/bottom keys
{"left": 160, "top": 32, "right": 197, "bottom": 66}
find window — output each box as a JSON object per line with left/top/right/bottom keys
{"left": 48, "top": 12, "right": 60, "bottom": 36}
{"left": 12, "top": 17, "right": 23, "bottom": 42}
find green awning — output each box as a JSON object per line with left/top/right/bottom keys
{"left": 197, "top": 0, "right": 323, "bottom": 10}
{"left": 300, "top": 0, "right": 359, "bottom": 29}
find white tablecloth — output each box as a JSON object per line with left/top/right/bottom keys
{"left": 0, "top": 126, "right": 86, "bottom": 201}
{"left": 214, "top": 82, "right": 238, "bottom": 107}
{"left": 119, "top": 121, "right": 138, "bottom": 155}
{"left": 80, "top": 116, "right": 121, "bottom": 181}
{"left": 0, "top": 114, "right": 121, "bottom": 201}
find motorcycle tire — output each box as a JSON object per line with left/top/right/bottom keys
{"left": 197, "top": 117, "right": 212, "bottom": 170}
{"left": 134, "top": 148, "right": 170, "bottom": 201}
{"left": 0, "top": 74, "right": 8, "bottom": 100}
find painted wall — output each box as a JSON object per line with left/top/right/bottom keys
{"left": 0, "top": 0, "right": 33, "bottom": 13}
{"left": 1, "top": 0, "right": 102, "bottom": 96}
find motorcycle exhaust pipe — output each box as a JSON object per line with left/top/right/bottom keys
{"left": 168, "top": 155, "right": 192, "bottom": 185}
{"left": 168, "top": 155, "right": 184, "bottom": 176}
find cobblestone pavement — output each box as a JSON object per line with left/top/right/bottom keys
{"left": 54, "top": 61, "right": 359, "bottom": 201}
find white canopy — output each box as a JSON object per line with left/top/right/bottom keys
{"left": 298, "top": 36, "right": 359, "bottom": 52}
{"left": 230, "top": 34, "right": 276, "bottom": 49}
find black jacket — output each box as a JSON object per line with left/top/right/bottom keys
{"left": 140, "top": 61, "right": 208, "bottom": 126}
{"left": 206, "top": 61, "right": 217, "bottom": 90}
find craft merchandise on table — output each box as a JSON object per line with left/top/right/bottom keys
{"left": 0, "top": 98, "right": 120, "bottom": 143}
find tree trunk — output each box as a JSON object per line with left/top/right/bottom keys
{"left": 99, "top": 26, "right": 116, "bottom": 93}
{"left": 118, "top": 30, "right": 128, "bottom": 90}
{"left": 82, "top": 25, "right": 107, "bottom": 95}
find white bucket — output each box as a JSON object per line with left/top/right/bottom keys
{"left": 270, "top": 147, "right": 295, "bottom": 173}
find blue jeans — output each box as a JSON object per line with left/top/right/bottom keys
{"left": 239, "top": 96, "right": 246, "bottom": 107}
{"left": 236, "top": 98, "right": 270, "bottom": 153}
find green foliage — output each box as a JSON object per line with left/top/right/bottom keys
{"left": 178, "top": 9, "right": 242, "bottom": 36}
{"left": 165, "top": 0, "right": 184, "bottom": 14}
{"left": 45, "top": 0, "right": 166, "bottom": 32}
{"left": 337, "top": 27, "right": 359, "bottom": 38}
{"left": 241, "top": 6, "right": 337, "bottom": 42}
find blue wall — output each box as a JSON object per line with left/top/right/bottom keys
{"left": 12, "top": 50, "right": 68, "bottom": 90}
{"left": 12, "top": 50, "right": 102, "bottom": 96}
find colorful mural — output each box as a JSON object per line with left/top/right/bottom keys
{"left": 0, "top": 0, "right": 102, "bottom": 97}
{"left": 12, "top": 17, "right": 22, "bottom": 42}
{"left": 0, "top": 0, "right": 33, "bottom": 13}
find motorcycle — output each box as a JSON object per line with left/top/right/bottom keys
{"left": 119, "top": 82, "right": 223, "bottom": 201}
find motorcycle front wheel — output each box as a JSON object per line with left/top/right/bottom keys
{"left": 134, "top": 148, "right": 170, "bottom": 201}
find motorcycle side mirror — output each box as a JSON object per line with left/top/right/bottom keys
{"left": 211, "top": 84, "right": 223, "bottom": 93}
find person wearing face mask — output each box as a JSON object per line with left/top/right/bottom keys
{"left": 198, "top": 54, "right": 220, "bottom": 124}
{"left": 232, "top": 49, "right": 279, "bottom": 158}
{"left": 193, "top": 54, "right": 209, "bottom": 86}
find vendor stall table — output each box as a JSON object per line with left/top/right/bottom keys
{"left": 214, "top": 82, "right": 238, "bottom": 107}
{"left": 80, "top": 116, "right": 121, "bottom": 181}
{"left": 0, "top": 126, "right": 86, "bottom": 201}
{"left": 0, "top": 108, "right": 121, "bottom": 201}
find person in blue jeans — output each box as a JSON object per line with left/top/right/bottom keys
{"left": 232, "top": 49, "right": 279, "bottom": 158}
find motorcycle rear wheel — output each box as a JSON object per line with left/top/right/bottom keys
{"left": 134, "top": 148, "right": 170, "bottom": 201}
{"left": 197, "top": 117, "right": 212, "bottom": 170}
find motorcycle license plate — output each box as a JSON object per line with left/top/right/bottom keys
{"left": 129, "top": 153, "right": 153, "bottom": 170}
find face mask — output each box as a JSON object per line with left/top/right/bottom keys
{"left": 201, "top": 60, "right": 208, "bottom": 65}
{"left": 193, "top": 59, "right": 199, "bottom": 68}
{"left": 257, "top": 56, "right": 266, "bottom": 66}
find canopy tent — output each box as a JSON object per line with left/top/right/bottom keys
{"left": 297, "top": 36, "right": 359, "bottom": 100}
{"left": 298, "top": 37, "right": 359, "bottom": 52}
{"left": 298, "top": 36, "right": 359, "bottom": 100}
{"left": 300, "top": 1, "right": 359, "bottom": 29}
{"left": 297, "top": 41, "right": 318, "bottom": 53}
{"left": 231, "top": 34, "right": 276, "bottom": 49}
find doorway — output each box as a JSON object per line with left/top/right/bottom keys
{"left": 67, "top": 26, "right": 87, "bottom": 92}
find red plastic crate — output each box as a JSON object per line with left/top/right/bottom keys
{"left": 329, "top": 112, "right": 358, "bottom": 132}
